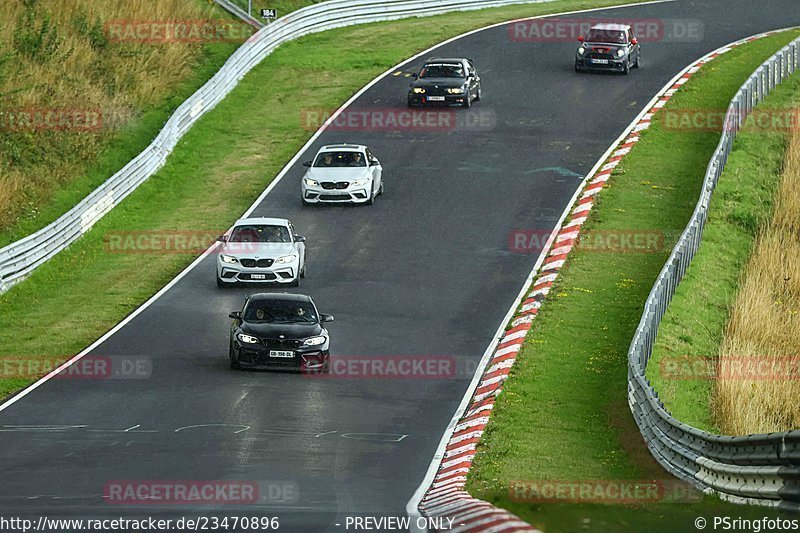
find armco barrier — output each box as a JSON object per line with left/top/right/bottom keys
{"left": 0, "top": 0, "right": 556, "bottom": 295}
{"left": 627, "top": 37, "right": 800, "bottom": 511}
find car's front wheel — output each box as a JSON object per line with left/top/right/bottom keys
{"left": 623, "top": 60, "right": 630, "bottom": 75}
{"left": 216, "top": 273, "right": 225, "bottom": 288}
{"left": 463, "top": 93, "right": 472, "bottom": 108}
{"left": 633, "top": 52, "right": 641, "bottom": 69}
{"left": 475, "top": 86, "right": 481, "bottom": 101}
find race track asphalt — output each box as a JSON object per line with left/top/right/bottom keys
{"left": 1, "top": 1, "right": 798, "bottom": 531}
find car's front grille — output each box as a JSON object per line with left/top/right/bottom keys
{"left": 240, "top": 258, "right": 274, "bottom": 268}
{"left": 425, "top": 87, "right": 448, "bottom": 96}
{"left": 321, "top": 182, "right": 335, "bottom": 190}
{"left": 587, "top": 47, "right": 615, "bottom": 60}
{"left": 334, "top": 181, "right": 350, "bottom": 190}
{"left": 319, "top": 194, "right": 349, "bottom": 201}
{"left": 262, "top": 338, "right": 301, "bottom": 349}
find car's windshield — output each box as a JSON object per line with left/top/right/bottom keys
{"left": 229, "top": 224, "right": 290, "bottom": 243}
{"left": 419, "top": 63, "right": 465, "bottom": 79}
{"left": 313, "top": 151, "right": 366, "bottom": 167}
{"left": 244, "top": 300, "right": 318, "bottom": 323}
{"left": 585, "top": 29, "right": 627, "bottom": 44}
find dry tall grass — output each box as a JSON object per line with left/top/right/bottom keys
{"left": 714, "top": 131, "right": 800, "bottom": 434}
{"left": 0, "top": 0, "right": 241, "bottom": 232}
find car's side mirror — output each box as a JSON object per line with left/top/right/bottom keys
{"left": 369, "top": 159, "right": 379, "bottom": 166}
{"left": 320, "top": 314, "right": 334, "bottom": 323}
{"left": 630, "top": 38, "right": 638, "bottom": 45}
{"left": 229, "top": 311, "right": 242, "bottom": 320}
{"left": 217, "top": 234, "right": 228, "bottom": 242}
{"left": 577, "top": 35, "right": 584, "bottom": 42}
{"left": 295, "top": 234, "right": 306, "bottom": 243}
{"left": 303, "top": 161, "right": 312, "bottom": 167}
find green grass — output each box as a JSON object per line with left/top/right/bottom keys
{"left": 645, "top": 77, "right": 800, "bottom": 432}
{"left": 465, "top": 31, "right": 800, "bottom": 532}
{"left": 0, "top": 0, "right": 652, "bottom": 397}
{"left": 0, "top": 41, "right": 239, "bottom": 248}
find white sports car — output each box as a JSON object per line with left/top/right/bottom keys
{"left": 301, "top": 144, "right": 383, "bottom": 205}
{"left": 216, "top": 217, "right": 306, "bottom": 288}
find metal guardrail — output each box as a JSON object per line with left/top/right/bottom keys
{"left": 0, "top": 0, "right": 555, "bottom": 295}
{"left": 628, "top": 36, "right": 800, "bottom": 511}
{"left": 213, "top": 0, "right": 266, "bottom": 28}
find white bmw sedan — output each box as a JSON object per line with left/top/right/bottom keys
{"left": 301, "top": 144, "right": 383, "bottom": 205}
{"left": 216, "top": 217, "right": 306, "bottom": 288}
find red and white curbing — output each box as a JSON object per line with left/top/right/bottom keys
{"left": 417, "top": 29, "right": 785, "bottom": 533}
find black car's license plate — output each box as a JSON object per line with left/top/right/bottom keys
{"left": 269, "top": 350, "right": 294, "bottom": 358}
{"left": 591, "top": 59, "right": 609, "bottom": 64}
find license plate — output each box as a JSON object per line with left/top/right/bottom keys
{"left": 251, "top": 274, "right": 266, "bottom": 280}
{"left": 427, "top": 96, "right": 445, "bottom": 101}
{"left": 269, "top": 350, "right": 294, "bottom": 358}
{"left": 591, "top": 59, "right": 609, "bottom": 64}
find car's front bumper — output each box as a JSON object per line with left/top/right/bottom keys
{"left": 302, "top": 185, "right": 371, "bottom": 204}
{"left": 232, "top": 343, "right": 329, "bottom": 371}
{"left": 408, "top": 93, "right": 468, "bottom": 107}
{"left": 576, "top": 56, "right": 628, "bottom": 71}
{"left": 216, "top": 261, "right": 298, "bottom": 284}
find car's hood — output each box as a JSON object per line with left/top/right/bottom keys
{"left": 221, "top": 242, "right": 295, "bottom": 258}
{"left": 411, "top": 77, "right": 467, "bottom": 89}
{"left": 241, "top": 321, "right": 323, "bottom": 339}
{"left": 305, "top": 167, "right": 370, "bottom": 181}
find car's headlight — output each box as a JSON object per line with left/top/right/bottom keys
{"left": 275, "top": 254, "right": 298, "bottom": 264}
{"left": 303, "top": 335, "right": 327, "bottom": 346}
{"left": 616, "top": 48, "right": 625, "bottom": 57}
{"left": 350, "top": 177, "right": 370, "bottom": 187}
{"left": 304, "top": 177, "right": 319, "bottom": 187}
{"left": 447, "top": 87, "right": 465, "bottom": 94}
{"left": 220, "top": 254, "right": 238, "bottom": 264}
{"left": 237, "top": 333, "right": 259, "bottom": 344}
{"left": 412, "top": 87, "right": 426, "bottom": 94}
{"left": 577, "top": 46, "right": 586, "bottom": 55}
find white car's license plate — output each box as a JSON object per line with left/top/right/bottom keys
{"left": 269, "top": 350, "right": 294, "bottom": 358}
{"left": 427, "top": 96, "right": 445, "bottom": 101}
{"left": 251, "top": 274, "right": 266, "bottom": 280}
{"left": 591, "top": 59, "right": 609, "bottom": 64}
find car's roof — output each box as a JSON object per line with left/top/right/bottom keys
{"left": 319, "top": 143, "right": 366, "bottom": 152}
{"left": 590, "top": 23, "right": 631, "bottom": 31}
{"left": 424, "top": 57, "right": 468, "bottom": 64}
{"left": 248, "top": 292, "right": 312, "bottom": 303}
{"left": 233, "top": 217, "right": 290, "bottom": 226}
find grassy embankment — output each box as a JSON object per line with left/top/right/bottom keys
{"left": 0, "top": 0, "right": 253, "bottom": 244}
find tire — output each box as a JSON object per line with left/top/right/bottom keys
{"left": 366, "top": 188, "right": 375, "bottom": 205}
{"left": 289, "top": 277, "right": 299, "bottom": 288}
{"left": 575, "top": 61, "right": 582, "bottom": 73}
{"left": 216, "top": 274, "right": 225, "bottom": 288}
{"left": 302, "top": 197, "right": 313, "bottom": 206}
{"left": 475, "top": 86, "right": 481, "bottom": 102}
{"left": 633, "top": 53, "right": 641, "bottom": 69}
{"left": 229, "top": 347, "right": 240, "bottom": 370}
{"left": 300, "top": 263, "right": 306, "bottom": 279}
{"left": 463, "top": 93, "right": 472, "bottom": 108}
{"left": 622, "top": 61, "right": 630, "bottom": 75}
{"left": 378, "top": 181, "right": 384, "bottom": 196}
